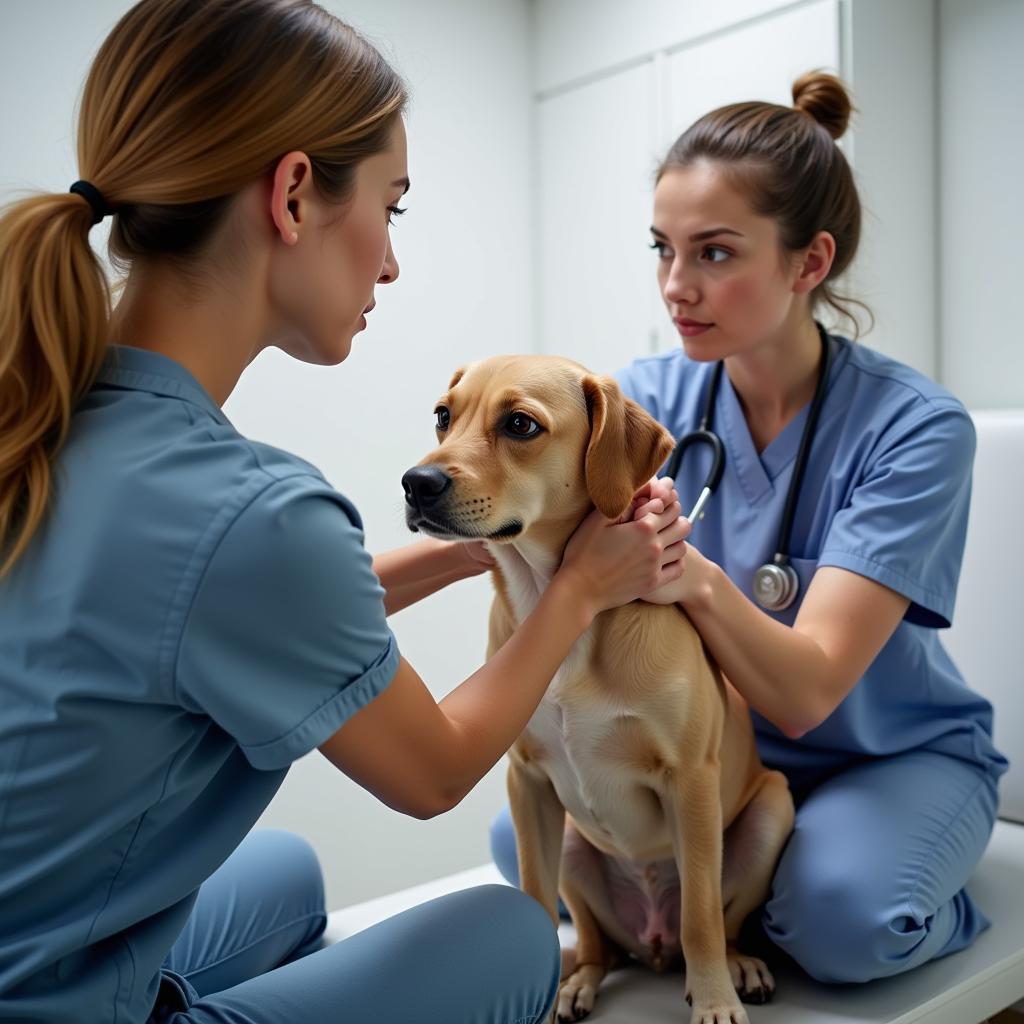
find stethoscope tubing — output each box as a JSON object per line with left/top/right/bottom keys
{"left": 664, "top": 324, "right": 833, "bottom": 610}
{"left": 664, "top": 425, "right": 724, "bottom": 522}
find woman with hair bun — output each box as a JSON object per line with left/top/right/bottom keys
{"left": 0, "top": 2, "right": 690, "bottom": 1022}
{"left": 492, "top": 71, "right": 1008, "bottom": 989}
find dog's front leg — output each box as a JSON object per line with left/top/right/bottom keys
{"left": 663, "top": 764, "right": 748, "bottom": 1024}
{"left": 507, "top": 757, "right": 566, "bottom": 928}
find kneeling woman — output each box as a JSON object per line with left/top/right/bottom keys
{"left": 491, "top": 70, "right": 1007, "bottom": 985}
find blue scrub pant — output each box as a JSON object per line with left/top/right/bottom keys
{"left": 489, "top": 749, "right": 1000, "bottom": 984}
{"left": 152, "top": 829, "right": 560, "bottom": 1024}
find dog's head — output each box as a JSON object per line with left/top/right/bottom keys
{"left": 402, "top": 355, "right": 674, "bottom": 546}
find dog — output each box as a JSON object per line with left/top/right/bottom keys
{"left": 402, "top": 355, "right": 795, "bottom": 1024}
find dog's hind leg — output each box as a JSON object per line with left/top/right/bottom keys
{"left": 721, "top": 769, "right": 795, "bottom": 1003}
{"left": 507, "top": 760, "right": 566, "bottom": 928}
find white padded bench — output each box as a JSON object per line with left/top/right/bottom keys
{"left": 326, "top": 410, "right": 1024, "bottom": 1023}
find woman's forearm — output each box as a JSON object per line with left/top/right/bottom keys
{"left": 682, "top": 558, "right": 835, "bottom": 738}
{"left": 380, "top": 567, "right": 476, "bottom": 615}
{"left": 373, "top": 539, "right": 480, "bottom": 615}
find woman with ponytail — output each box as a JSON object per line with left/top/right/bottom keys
{"left": 0, "top": 2, "right": 690, "bottom": 1022}
{"left": 492, "top": 72, "right": 1008, "bottom": 988}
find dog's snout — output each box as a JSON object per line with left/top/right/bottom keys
{"left": 401, "top": 465, "right": 452, "bottom": 509}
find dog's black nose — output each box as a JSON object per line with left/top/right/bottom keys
{"left": 401, "top": 465, "right": 452, "bottom": 510}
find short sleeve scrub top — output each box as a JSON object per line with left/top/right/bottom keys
{"left": 0, "top": 346, "right": 400, "bottom": 1022}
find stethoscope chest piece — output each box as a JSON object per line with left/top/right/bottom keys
{"left": 752, "top": 557, "right": 799, "bottom": 612}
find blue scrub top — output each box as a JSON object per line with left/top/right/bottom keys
{"left": 0, "top": 346, "right": 400, "bottom": 1023}
{"left": 616, "top": 334, "right": 1008, "bottom": 787}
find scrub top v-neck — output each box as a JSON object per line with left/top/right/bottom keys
{"left": 0, "top": 345, "right": 399, "bottom": 1023}
{"left": 615, "top": 334, "right": 1008, "bottom": 787}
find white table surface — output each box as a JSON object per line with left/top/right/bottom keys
{"left": 325, "top": 819, "right": 1024, "bottom": 1023}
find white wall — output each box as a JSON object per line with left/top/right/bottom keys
{"left": 533, "top": 0, "right": 815, "bottom": 96}
{"left": 0, "top": 0, "right": 533, "bottom": 910}
{"left": 845, "top": 0, "right": 938, "bottom": 377}
{"left": 938, "top": 0, "right": 1024, "bottom": 409}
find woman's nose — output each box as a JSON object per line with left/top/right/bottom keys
{"left": 663, "top": 258, "right": 698, "bottom": 305}
{"left": 379, "top": 236, "right": 399, "bottom": 284}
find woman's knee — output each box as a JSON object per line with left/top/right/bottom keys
{"left": 476, "top": 884, "right": 558, "bottom": 952}
{"left": 282, "top": 885, "right": 560, "bottom": 1024}
{"left": 465, "top": 885, "right": 560, "bottom": 1017}
{"left": 243, "top": 828, "right": 326, "bottom": 917}
{"left": 764, "top": 869, "right": 922, "bottom": 984}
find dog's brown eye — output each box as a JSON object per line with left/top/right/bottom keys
{"left": 435, "top": 406, "right": 450, "bottom": 430}
{"left": 504, "top": 412, "right": 541, "bottom": 438}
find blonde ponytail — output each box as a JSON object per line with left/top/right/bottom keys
{"left": 0, "top": 192, "right": 112, "bottom": 575}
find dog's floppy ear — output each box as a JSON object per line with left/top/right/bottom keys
{"left": 581, "top": 375, "right": 676, "bottom": 519}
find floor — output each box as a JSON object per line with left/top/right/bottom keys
{"left": 987, "top": 1011, "right": 1024, "bottom": 1023}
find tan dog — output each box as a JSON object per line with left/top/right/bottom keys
{"left": 402, "top": 355, "right": 795, "bottom": 1024}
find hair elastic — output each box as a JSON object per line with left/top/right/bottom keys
{"left": 69, "top": 180, "right": 111, "bottom": 226}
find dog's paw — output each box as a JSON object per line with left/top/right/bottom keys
{"left": 726, "top": 947, "right": 775, "bottom": 1005}
{"left": 684, "top": 977, "right": 750, "bottom": 1024}
{"left": 686, "top": 998, "right": 750, "bottom": 1024}
{"left": 556, "top": 963, "right": 605, "bottom": 1021}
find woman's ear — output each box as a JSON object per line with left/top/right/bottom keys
{"left": 270, "top": 151, "right": 314, "bottom": 246}
{"left": 581, "top": 375, "right": 675, "bottom": 519}
{"left": 792, "top": 229, "right": 836, "bottom": 294}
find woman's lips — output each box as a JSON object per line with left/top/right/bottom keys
{"left": 674, "top": 317, "right": 713, "bottom": 338}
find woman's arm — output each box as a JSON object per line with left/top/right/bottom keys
{"left": 320, "top": 500, "right": 689, "bottom": 818}
{"left": 372, "top": 538, "right": 494, "bottom": 615}
{"left": 652, "top": 545, "right": 909, "bottom": 739}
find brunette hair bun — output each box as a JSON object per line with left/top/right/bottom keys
{"left": 792, "top": 70, "right": 852, "bottom": 140}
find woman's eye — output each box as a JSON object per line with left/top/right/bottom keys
{"left": 649, "top": 240, "right": 672, "bottom": 260}
{"left": 504, "top": 412, "right": 541, "bottom": 438}
{"left": 435, "top": 406, "right": 450, "bottom": 430}
{"left": 387, "top": 205, "right": 407, "bottom": 226}
{"left": 702, "top": 245, "right": 731, "bottom": 263}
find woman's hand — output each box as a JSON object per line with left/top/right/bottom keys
{"left": 451, "top": 539, "right": 497, "bottom": 577}
{"left": 622, "top": 475, "right": 678, "bottom": 523}
{"left": 640, "top": 534, "right": 711, "bottom": 606}
{"left": 627, "top": 476, "right": 705, "bottom": 606}
{"left": 559, "top": 490, "right": 689, "bottom": 617}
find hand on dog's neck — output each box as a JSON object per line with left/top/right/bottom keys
{"left": 489, "top": 503, "right": 597, "bottom": 619}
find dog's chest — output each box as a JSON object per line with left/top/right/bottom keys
{"left": 495, "top": 544, "right": 676, "bottom": 856}
{"left": 526, "top": 662, "right": 672, "bottom": 852}
{"left": 525, "top": 644, "right": 673, "bottom": 856}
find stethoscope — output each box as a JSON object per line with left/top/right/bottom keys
{"left": 664, "top": 323, "right": 833, "bottom": 612}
